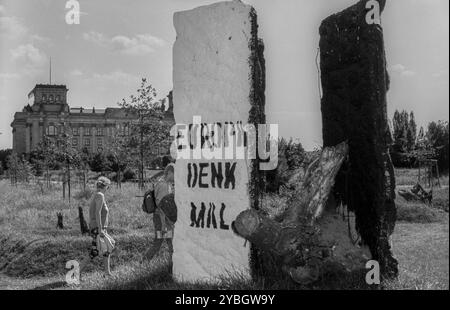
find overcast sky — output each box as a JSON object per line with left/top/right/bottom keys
{"left": 0, "top": 0, "right": 448, "bottom": 150}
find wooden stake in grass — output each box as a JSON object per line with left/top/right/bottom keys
{"left": 78, "top": 206, "right": 89, "bottom": 235}
{"left": 56, "top": 212, "right": 64, "bottom": 230}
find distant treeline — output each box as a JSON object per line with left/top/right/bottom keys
{"left": 391, "top": 110, "right": 449, "bottom": 172}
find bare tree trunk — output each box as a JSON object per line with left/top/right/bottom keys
{"left": 233, "top": 142, "right": 349, "bottom": 283}
{"left": 118, "top": 169, "right": 122, "bottom": 189}
{"left": 83, "top": 169, "right": 87, "bottom": 191}
{"left": 46, "top": 166, "right": 50, "bottom": 189}
{"left": 57, "top": 212, "right": 64, "bottom": 229}
{"left": 140, "top": 114, "right": 145, "bottom": 191}
{"left": 67, "top": 162, "right": 71, "bottom": 203}
{"left": 62, "top": 176, "right": 66, "bottom": 200}
{"left": 78, "top": 206, "right": 89, "bottom": 235}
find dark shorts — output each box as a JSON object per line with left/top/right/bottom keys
{"left": 89, "top": 227, "right": 110, "bottom": 259}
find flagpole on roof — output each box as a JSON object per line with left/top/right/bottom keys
{"left": 49, "top": 57, "right": 52, "bottom": 85}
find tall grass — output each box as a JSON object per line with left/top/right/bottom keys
{"left": 0, "top": 180, "right": 154, "bottom": 284}
{"left": 395, "top": 168, "right": 449, "bottom": 187}
{"left": 0, "top": 180, "right": 148, "bottom": 234}
{"left": 0, "top": 170, "right": 448, "bottom": 290}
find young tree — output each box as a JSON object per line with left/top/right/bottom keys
{"left": 407, "top": 111, "right": 417, "bottom": 152}
{"left": 427, "top": 121, "right": 449, "bottom": 173}
{"left": 32, "top": 136, "right": 58, "bottom": 188}
{"left": 392, "top": 110, "right": 409, "bottom": 153}
{"left": 392, "top": 110, "right": 420, "bottom": 167}
{"left": 78, "top": 147, "right": 92, "bottom": 191}
{"left": 89, "top": 151, "right": 111, "bottom": 173}
{"left": 106, "top": 135, "right": 129, "bottom": 188}
{"left": 18, "top": 156, "right": 34, "bottom": 183}
{"left": 417, "top": 126, "right": 425, "bottom": 143}
{"left": 0, "top": 149, "right": 12, "bottom": 173}
{"left": 6, "top": 152, "right": 21, "bottom": 186}
{"left": 283, "top": 138, "right": 305, "bottom": 170}
{"left": 118, "top": 78, "right": 172, "bottom": 191}
{"left": 53, "top": 123, "right": 81, "bottom": 202}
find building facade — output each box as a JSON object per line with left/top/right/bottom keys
{"left": 11, "top": 84, "right": 174, "bottom": 156}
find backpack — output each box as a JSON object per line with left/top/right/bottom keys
{"left": 142, "top": 189, "right": 157, "bottom": 214}
{"left": 159, "top": 193, "right": 177, "bottom": 224}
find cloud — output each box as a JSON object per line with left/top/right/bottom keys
{"left": 83, "top": 31, "right": 165, "bottom": 55}
{"left": 432, "top": 70, "right": 449, "bottom": 79}
{"left": 390, "top": 64, "right": 417, "bottom": 78}
{"left": 390, "top": 64, "right": 406, "bottom": 72}
{"left": 71, "top": 68, "right": 139, "bottom": 86}
{"left": 86, "top": 71, "right": 140, "bottom": 86}
{"left": 83, "top": 31, "right": 107, "bottom": 45}
{"left": 0, "top": 15, "right": 28, "bottom": 38}
{"left": 31, "top": 34, "right": 51, "bottom": 44}
{"left": 0, "top": 7, "right": 50, "bottom": 47}
{"left": 10, "top": 44, "right": 47, "bottom": 75}
{"left": 0, "top": 72, "right": 20, "bottom": 84}
{"left": 69, "top": 69, "right": 83, "bottom": 76}
{"left": 401, "top": 70, "right": 416, "bottom": 77}
{"left": 111, "top": 34, "right": 165, "bottom": 55}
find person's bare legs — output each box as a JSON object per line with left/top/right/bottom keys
{"left": 78, "top": 255, "right": 93, "bottom": 282}
{"left": 79, "top": 255, "right": 111, "bottom": 279}
{"left": 79, "top": 256, "right": 92, "bottom": 273}
{"left": 167, "top": 238, "right": 174, "bottom": 274}
{"left": 103, "top": 255, "right": 112, "bottom": 276}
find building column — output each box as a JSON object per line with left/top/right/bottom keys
{"left": 43, "top": 118, "right": 48, "bottom": 137}
{"left": 25, "top": 125, "right": 31, "bottom": 154}
{"left": 12, "top": 127, "right": 17, "bottom": 153}
{"left": 32, "top": 120, "right": 40, "bottom": 150}
{"left": 92, "top": 126, "right": 97, "bottom": 153}
{"left": 79, "top": 124, "right": 84, "bottom": 151}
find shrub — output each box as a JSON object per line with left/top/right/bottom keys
{"left": 149, "top": 155, "right": 173, "bottom": 170}
{"left": 123, "top": 168, "right": 136, "bottom": 181}
{"left": 264, "top": 138, "right": 305, "bottom": 193}
{"left": 391, "top": 152, "right": 415, "bottom": 168}
{"left": 427, "top": 121, "right": 449, "bottom": 173}
{"left": 89, "top": 152, "right": 112, "bottom": 172}
{"left": 432, "top": 188, "right": 449, "bottom": 212}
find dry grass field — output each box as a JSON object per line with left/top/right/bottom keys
{"left": 0, "top": 169, "right": 448, "bottom": 290}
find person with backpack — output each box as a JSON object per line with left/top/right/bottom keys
{"left": 142, "top": 164, "right": 177, "bottom": 269}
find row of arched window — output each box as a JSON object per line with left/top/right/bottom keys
{"left": 72, "top": 127, "right": 104, "bottom": 136}
{"left": 41, "top": 94, "right": 63, "bottom": 103}
{"left": 45, "top": 125, "right": 130, "bottom": 137}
